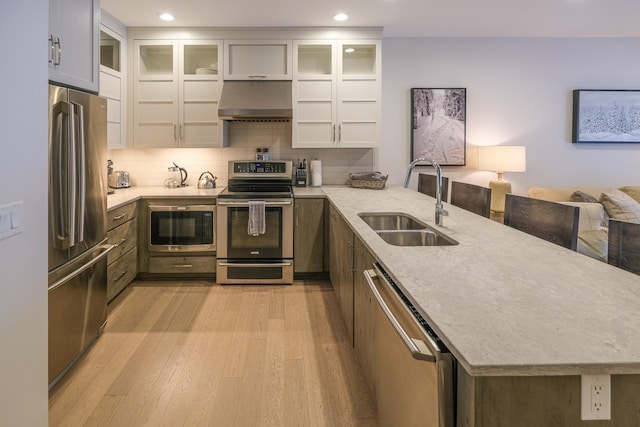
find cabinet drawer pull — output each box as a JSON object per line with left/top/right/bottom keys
{"left": 115, "top": 270, "right": 128, "bottom": 280}
{"left": 172, "top": 264, "right": 193, "bottom": 268}
{"left": 112, "top": 213, "right": 127, "bottom": 221}
{"left": 112, "top": 238, "right": 127, "bottom": 248}
{"left": 248, "top": 75, "right": 267, "bottom": 79}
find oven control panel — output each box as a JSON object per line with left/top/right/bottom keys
{"left": 229, "top": 161, "right": 292, "bottom": 178}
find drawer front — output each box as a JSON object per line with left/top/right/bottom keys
{"left": 108, "top": 202, "right": 138, "bottom": 230}
{"left": 148, "top": 255, "right": 216, "bottom": 274}
{"left": 107, "top": 248, "right": 137, "bottom": 302}
{"left": 107, "top": 219, "right": 137, "bottom": 265}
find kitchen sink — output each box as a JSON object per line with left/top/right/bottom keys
{"left": 358, "top": 212, "right": 458, "bottom": 246}
{"left": 376, "top": 230, "right": 458, "bottom": 247}
{"left": 358, "top": 212, "right": 427, "bottom": 230}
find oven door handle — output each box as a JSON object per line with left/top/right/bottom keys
{"left": 218, "top": 261, "right": 293, "bottom": 267}
{"left": 217, "top": 200, "right": 292, "bottom": 206}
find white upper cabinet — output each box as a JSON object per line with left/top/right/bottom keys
{"left": 49, "top": 0, "right": 100, "bottom": 92}
{"left": 132, "top": 39, "right": 225, "bottom": 148}
{"left": 99, "top": 14, "right": 126, "bottom": 150}
{"left": 224, "top": 40, "right": 292, "bottom": 80}
{"left": 293, "top": 39, "right": 381, "bottom": 148}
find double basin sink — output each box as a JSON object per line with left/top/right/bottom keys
{"left": 358, "top": 212, "right": 458, "bottom": 246}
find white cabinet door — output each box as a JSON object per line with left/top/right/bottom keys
{"left": 48, "top": 0, "right": 99, "bottom": 93}
{"left": 224, "top": 40, "right": 292, "bottom": 80}
{"left": 292, "top": 39, "right": 380, "bottom": 148}
{"left": 132, "top": 39, "right": 224, "bottom": 149}
{"left": 179, "top": 40, "right": 224, "bottom": 148}
{"left": 292, "top": 40, "right": 337, "bottom": 148}
{"left": 133, "top": 40, "right": 179, "bottom": 148}
{"left": 99, "top": 23, "right": 126, "bottom": 150}
{"left": 336, "top": 40, "right": 381, "bottom": 148}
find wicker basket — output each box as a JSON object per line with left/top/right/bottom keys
{"left": 346, "top": 172, "right": 388, "bottom": 190}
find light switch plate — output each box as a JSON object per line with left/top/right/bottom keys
{"left": 0, "top": 201, "right": 24, "bottom": 241}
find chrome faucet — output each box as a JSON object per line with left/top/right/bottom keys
{"left": 403, "top": 157, "right": 449, "bottom": 226}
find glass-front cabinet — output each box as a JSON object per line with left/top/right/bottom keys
{"left": 99, "top": 21, "right": 126, "bottom": 150}
{"left": 132, "top": 39, "right": 224, "bottom": 148}
{"left": 293, "top": 40, "right": 380, "bottom": 148}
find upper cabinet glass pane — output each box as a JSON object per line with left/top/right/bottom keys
{"left": 297, "top": 44, "right": 332, "bottom": 75}
{"left": 100, "top": 31, "right": 120, "bottom": 72}
{"left": 342, "top": 44, "right": 376, "bottom": 75}
{"left": 139, "top": 44, "right": 173, "bottom": 75}
{"left": 184, "top": 44, "right": 219, "bottom": 76}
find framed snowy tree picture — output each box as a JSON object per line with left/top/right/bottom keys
{"left": 572, "top": 89, "right": 640, "bottom": 143}
{"left": 411, "top": 88, "right": 466, "bottom": 165}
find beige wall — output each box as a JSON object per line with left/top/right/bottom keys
{"left": 0, "top": 0, "right": 49, "bottom": 424}
{"left": 381, "top": 37, "right": 640, "bottom": 193}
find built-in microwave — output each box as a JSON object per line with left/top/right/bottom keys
{"left": 148, "top": 204, "right": 216, "bottom": 253}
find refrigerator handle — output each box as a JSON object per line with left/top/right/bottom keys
{"left": 67, "top": 100, "right": 77, "bottom": 247}
{"left": 48, "top": 244, "right": 115, "bottom": 292}
{"left": 52, "top": 100, "right": 73, "bottom": 249}
{"left": 72, "top": 102, "right": 86, "bottom": 244}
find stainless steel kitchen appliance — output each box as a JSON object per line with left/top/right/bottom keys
{"left": 216, "top": 160, "right": 293, "bottom": 284}
{"left": 364, "top": 263, "right": 456, "bottom": 427}
{"left": 148, "top": 204, "right": 216, "bottom": 253}
{"left": 197, "top": 171, "right": 217, "bottom": 189}
{"left": 48, "top": 84, "right": 113, "bottom": 389}
{"left": 108, "top": 170, "right": 130, "bottom": 188}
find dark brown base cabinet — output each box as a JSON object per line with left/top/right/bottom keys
{"left": 106, "top": 201, "right": 138, "bottom": 302}
{"left": 329, "top": 203, "right": 355, "bottom": 343}
{"left": 294, "top": 198, "right": 328, "bottom": 275}
{"left": 329, "top": 202, "right": 376, "bottom": 399}
{"left": 458, "top": 371, "right": 640, "bottom": 427}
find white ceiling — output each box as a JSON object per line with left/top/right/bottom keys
{"left": 101, "top": 0, "right": 640, "bottom": 37}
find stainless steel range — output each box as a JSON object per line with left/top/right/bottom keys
{"left": 216, "top": 160, "right": 293, "bottom": 284}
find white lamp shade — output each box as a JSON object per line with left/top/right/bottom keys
{"left": 477, "top": 146, "right": 526, "bottom": 173}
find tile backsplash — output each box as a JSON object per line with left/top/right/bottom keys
{"left": 108, "top": 122, "right": 374, "bottom": 188}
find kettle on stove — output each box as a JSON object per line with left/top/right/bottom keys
{"left": 165, "top": 162, "right": 188, "bottom": 188}
{"left": 197, "top": 171, "right": 217, "bottom": 189}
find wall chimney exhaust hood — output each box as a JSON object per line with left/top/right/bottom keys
{"left": 218, "top": 81, "right": 292, "bottom": 121}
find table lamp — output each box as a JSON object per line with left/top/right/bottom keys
{"left": 477, "top": 146, "right": 526, "bottom": 213}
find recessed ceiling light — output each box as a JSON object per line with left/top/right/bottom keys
{"left": 332, "top": 13, "right": 349, "bottom": 22}
{"left": 158, "top": 13, "right": 175, "bottom": 22}
{"left": 344, "top": 48, "right": 355, "bottom": 53}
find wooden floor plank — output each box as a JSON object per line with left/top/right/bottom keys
{"left": 48, "top": 279, "right": 377, "bottom": 427}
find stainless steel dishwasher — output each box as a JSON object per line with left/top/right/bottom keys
{"left": 364, "top": 263, "right": 456, "bottom": 427}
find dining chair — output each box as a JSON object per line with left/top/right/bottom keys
{"left": 608, "top": 219, "right": 640, "bottom": 275}
{"left": 504, "top": 194, "right": 580, "bottom": 250}
{"left": 450, "top": 181, "right": 492, "bottom": 218}
{"left": 418, "top": 173, "right": 449, "bottom": 202}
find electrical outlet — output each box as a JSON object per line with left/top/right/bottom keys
{"left": 581, "top": 375, "right": 611, "bottom": 420}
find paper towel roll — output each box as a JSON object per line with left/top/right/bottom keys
{"left": 310, "top": 159, "right": 322, "bottom": 187}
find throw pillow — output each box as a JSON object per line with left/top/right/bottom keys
{"left": 570, "top": 191, "right": 609, "bottom": 226}
{"left": 599, "top": 190, "right": 640, "bottom": 223}
{"left": 570, "top": 190, "right": 598, "bottom": 203}
{"left": 618, "top": 186, "right": 640, "bottom": 204}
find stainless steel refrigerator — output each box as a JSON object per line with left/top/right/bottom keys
{"left": 48, "top": 84, "right": 112, "bottom": 388}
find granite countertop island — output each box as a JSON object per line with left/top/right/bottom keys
{"left": 322, "top": 185, "right": 640, "bottom": 377}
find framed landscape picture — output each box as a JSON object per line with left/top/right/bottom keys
{"left": 572, "top": 89, "right": 640, "bottom": 143}
{"left": 411, "top": 88, "right": 466, "bottom": 166}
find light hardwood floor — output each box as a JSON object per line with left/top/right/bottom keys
{"left": 49, "top": 279, "right": 377, "bottom": 426}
